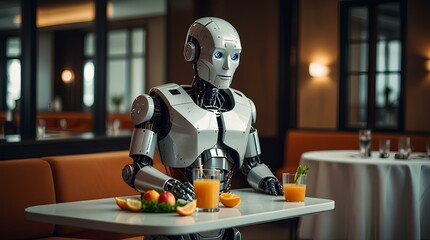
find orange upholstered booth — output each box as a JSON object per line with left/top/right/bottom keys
{"left": 0, "top": 151, "right": 166, "bottom": 239}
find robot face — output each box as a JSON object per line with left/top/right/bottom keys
{"left": 185, "top": 17, "right": 242, "bottom": 89}
{"left": 202, "top": 41, "right": 241, "bottom": 89}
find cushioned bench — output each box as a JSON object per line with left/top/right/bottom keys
{"left": 0, "top": 150, "right": 166, "bottom": 239}
{"left": 0, "top": 158, "right": 56, "bottom": 239}
{"left": 42, "top": 151, "right": 142, "bottom": 238}
{"left": 275, "top": 130, "right": 430, "bottom": 180}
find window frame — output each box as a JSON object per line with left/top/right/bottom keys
{"left": 83, "top": 27, "right": 147, "bottom": 113}
{"left": 339, "top": 0, "right": 407, "bottom": 132}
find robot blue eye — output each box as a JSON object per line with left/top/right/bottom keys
{"left": 213, "top": 51, "right": 223, "bottom": 59}
{"left": 231, "top": 53, "right": 239, "bottom": 61}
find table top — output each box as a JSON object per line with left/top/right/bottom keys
{"left": 25, "top": 188, "right": 334, "bottom": 236}
{"left": 302, "top": 150, "right": 430, "bottom": 165}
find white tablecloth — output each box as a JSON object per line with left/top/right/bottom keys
{"left": 298, "top": 150, "right": 430, "bottom": 240}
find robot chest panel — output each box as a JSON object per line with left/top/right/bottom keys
{"left": 159, "top": 104, "right": 252, "bottom": 168}
{"left": 158, "top": 103, "right": 219, "bottom": 167}
{"left": 220, "top": 104, "right": 252, "bottom": 161}
{"left": 153, "top": 84, "right": 252, "bottom": 167}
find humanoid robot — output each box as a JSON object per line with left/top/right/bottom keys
{"left": 122, "top": 17, "right": 283, "bottom": 240}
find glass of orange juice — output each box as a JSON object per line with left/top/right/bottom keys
{"left": 192, "top": 168, "right": 221, "bottom": 212}
{"left": 283, "top": 173, "right": 307, "bottom": 202}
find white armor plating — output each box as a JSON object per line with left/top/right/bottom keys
{"left": 152, "top": 83, "right": 252, "bottom": 168}
{"left": 130, "top": 95, "right": 155, "bottom": 125}
{"left": 129, "top": 128, "right": 157, "bottom": 157}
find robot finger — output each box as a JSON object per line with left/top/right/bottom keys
{"left": 260, "top": 178, "right": 273, "bottom": 195}
{"left": 263, "top": 178, "right": 282, "bottom": 196}
{"left": 184, "top": 181, "right": 194, "bottom": 191}
{"left": 181, "top": 182, "right": 195, "bottom": 201}
{"left": 183, "top": 182, "right": 195, "bottom": 197}
{"left": 171, "top": 182, "right": 194, "bottom": 201}
{"left": 269, "top": 182, "right": 279, "bottom": 196}
{"left": 275, "top": 181, "right": 284, "bottom": 196}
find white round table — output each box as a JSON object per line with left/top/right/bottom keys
{"left": 298, "top": 150, "right": 430, "bottom": 240}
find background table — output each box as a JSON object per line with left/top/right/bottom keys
{"left": 299, "top": 150, "right": 430, "bottom": 240}
{"left": 26, "top": 188, "right": 334, "bottom": 236}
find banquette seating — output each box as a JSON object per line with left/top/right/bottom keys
{"left": 0, "top": 151, "right": 165, "bottom": 239}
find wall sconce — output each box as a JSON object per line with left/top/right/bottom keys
{"left": 309, "top": 62, "right": 330, "bottom": 78}
{"left": 61, "top": 69, "right": 74, "bottom": 83}
{"left": 426, "top": 60, "right": 430, "bottom": 72}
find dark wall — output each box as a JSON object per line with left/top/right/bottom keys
{"left": 53, "top": 30, "right": 85, "bottom": 111}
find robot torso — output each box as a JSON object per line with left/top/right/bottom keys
{"left": 150, "top": 83, "right": 253, "bottom": 169}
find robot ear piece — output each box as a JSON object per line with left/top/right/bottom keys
{"left": 184, "top": 37, "right": 200, "bottom": 64}
{"left": 184, "top": 41, "right": 197, "bottom": 63}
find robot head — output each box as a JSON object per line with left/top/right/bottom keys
{"left": 184, "top": 17, "right": 242, "bottom": 89}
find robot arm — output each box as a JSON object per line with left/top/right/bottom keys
{"left": 242, "top": 128, "right": 283, "bottom": 196}
{"left": 122, "top": 94, "right": 194, "bottom": 201}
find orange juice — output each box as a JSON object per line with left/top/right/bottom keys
{"left": 194, "top": 179, "right": 220, "bottom": 209}
{"left": 283, "top": 183, "right": 306, "bottom": 202}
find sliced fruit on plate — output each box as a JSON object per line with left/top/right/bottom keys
{"left": 220, "top": 193, "right": 241, "bottom": 208}
{"left": 114, "top": 197, "right": 128, "bottom": 210}
{"left": 126, "top": 198, "right": 142, "bottom": 212}
{"left": 176, "top": 200, "right": 197, "bottom": 216}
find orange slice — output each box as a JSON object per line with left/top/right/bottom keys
{"left": 220, "top": 193, "right": 241, "bottom": 208}
{"left": 125, "top": 198, "right": 142, "bottom": 212}
{"left": 115, "top": 197, "right": 128, "bottom": 210}
{"left": 176, "top": 200, "right": 197, "bottom": 216}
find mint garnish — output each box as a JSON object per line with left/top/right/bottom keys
{"left": 294, "top": 164, "right": 310, "bottom": 184}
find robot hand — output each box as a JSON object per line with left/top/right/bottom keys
{"left": 164, "top": 180, "right": 194, "bottom": 201}
{"left": 260, "top": 177, "right": 283, "bottom": 196}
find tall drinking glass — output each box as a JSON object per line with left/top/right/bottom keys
{"left": 192, "top": 168, "right": 220, "bottom": 212}
{"left": 359, "top": 129, "right": 372, "bottom": 158}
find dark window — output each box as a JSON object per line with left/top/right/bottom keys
{"left": 339, "top": 0, "right": 405, "bottom": 131}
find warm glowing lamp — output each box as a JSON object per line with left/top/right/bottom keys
{"left": 426, "top": 60, "right": 430, "bottom": 71}
{"left": 309, "top": 62, "right": 329, "bottom": 78}
{"left": 61, "top": 69, "right": 74, "bottom": 83}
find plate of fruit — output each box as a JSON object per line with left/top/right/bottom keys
{"left": 115, "top": 190, "right": 196, "bottom": 216}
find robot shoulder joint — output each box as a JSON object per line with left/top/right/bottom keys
{"left": 130, "top": 94, "right": 155, "bottom": 125}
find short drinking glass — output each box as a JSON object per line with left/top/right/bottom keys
{"left": 379, "top": 139, "right": 390, "bottom": 158}
{"left": 283, "top": 173, "right": 307, "bottom": 202}
{"left": 395, "top": 137, "right": 411, "bottom": 160}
